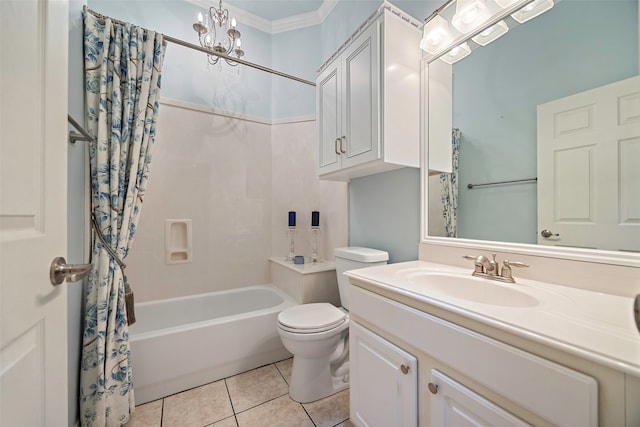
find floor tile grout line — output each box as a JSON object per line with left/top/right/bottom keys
{"left": 160, "top": 398, "right": 165, "bottom": 427}
{"left": 300, "top": 401, "right": 318, "bottom": 427}
{"left": 224, "top": 377, "right": 237, "bottom": 415}
{"left": 274, "top": 360, "right": 290, "bottom": 385}
{"left": 232, "top": 390, "right": 291, "bottom": 415}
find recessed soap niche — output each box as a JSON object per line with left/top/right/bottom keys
{"left": 165, "top": 219, "right": 192, "bottom": 264}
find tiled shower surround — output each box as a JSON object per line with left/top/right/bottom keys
{"left": 126, "top": 358, "right": 353, "bottom": 427}
{"left": 125, "top": 99, "right": 348, "bottom": 303}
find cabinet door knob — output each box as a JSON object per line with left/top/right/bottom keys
{"left": 340, "top": 136, "right": 346, "bottom": 153}
{"left": 428, "top": 382, "right": 438, "bottom": 394}
{"left": 400, "top": 364, "right": 409, "bottom": 375}
{"left": 335, "top": 138, "right": 341, "bottom": 155}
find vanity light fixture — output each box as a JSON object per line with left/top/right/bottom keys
{"left": 440, "top": 42, "right": 472, "bottom": 64}
{"left": 193, "top": 0, "right": 245, "bottom": 68}
{"left": 510, "top": 0, "right": 554, "bottom": 23}
{"left": 451, "top": 0, "right": 491, "bottom": 34}
{"left": 420, "top": 15, "right": 454, "bottom": 54}
{"left": 495, "top": 0, "right": 554, "bottom": 23}
{"left": 471, "top": 20, "right": 509, "bottom": 46}
{"left": 420, "top": 0, "right": 554, "bottom": 63}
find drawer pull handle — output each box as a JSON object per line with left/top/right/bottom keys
{"left": 400, "top": 364, "right": 409, "bottom": 375}
{"left": 428, "top": 382, "right": 438, "bottom": 394}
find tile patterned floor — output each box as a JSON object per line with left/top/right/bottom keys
{"left": 125, "top": 358, "right": 354, "bottom": 427}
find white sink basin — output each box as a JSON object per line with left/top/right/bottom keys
{"left": 404, "top": 272, "right": 539, "bottom": 308}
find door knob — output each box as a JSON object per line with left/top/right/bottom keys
{"left": 50, "top": 257, "right": 91, "bottom": 286}
{"left": 540, "top": 229, "right": 559, "bottom": 238}
{"left": 400, "top": 364, "right": 409, "bottom": 375}
{"left": 428, "top": 383, "right": 438, "bottom": 394}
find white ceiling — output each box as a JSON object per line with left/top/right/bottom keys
{"left": 188, "top": 0, "right": 341, "bottom": 33}
{"left": 189, "top": 0, "right": 440, "bottom": 34}
{"left": 228, "top": 0, "right": 326, "bottom": 21}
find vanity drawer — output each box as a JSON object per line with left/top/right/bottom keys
{"left": 350, "top": 285, "right": 598, "bottom": 427}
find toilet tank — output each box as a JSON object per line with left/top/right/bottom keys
{"left": 334, "top": 247, "right": 389, "bottom": 310}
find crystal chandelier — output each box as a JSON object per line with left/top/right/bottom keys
{"left": 193, "top": 0, "right": 245, "bottom": 67}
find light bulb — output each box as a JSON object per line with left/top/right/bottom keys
{"left": 231, "top": 17, "right": 237, "bottom": 28}
{"left": 419, "top": 15, "right": 453, "bottom": 55}
{"left": 452, "top": 0, "right": 491, "bottom": 34}
{"left": 471, "top": 20, "right": 509, "bottom": 46}
{"left": 197, "top": 12, "right": 203, "bottom": 23}
{"left": 511, "top": 0, "right": 554, "bottom": 23}
{"left": 236, "top": 39, "right": 242, "bottom": 48}
{"left": 440, "top": 42, "right": 471, "bottom": 64}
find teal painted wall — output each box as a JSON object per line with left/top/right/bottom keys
{"left": 271, "top": 25, "right": 320, "bottom": 118}
{"left": 87, "top": 0, "right": 274, "bottom": 118}
{"left": 349, "top": 168, "right": 421, "bottom": 263}
{"left": 452, "top": 0, "right": 638, "bottom": 244}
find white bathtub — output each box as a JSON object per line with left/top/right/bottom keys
{"left": 129, "top": 285, "right": 295, "bottom": 404}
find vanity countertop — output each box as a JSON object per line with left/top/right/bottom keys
{"left": 345, "top": 260, "right": 640, "bottom": 377}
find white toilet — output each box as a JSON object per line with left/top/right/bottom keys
{"left": 277, "top": 247, "right": 389, "bottom": 403}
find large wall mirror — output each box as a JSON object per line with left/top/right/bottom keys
{"left": 422, "top": 0, "right": 640, "bottom": 266}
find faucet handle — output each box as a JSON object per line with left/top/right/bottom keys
{"left": 462, "top": 255, "right": 483, "bottom": 273}
{"left": 504, "top": 260, "right": 529, "bottom": 268}
{"left": 501, "top": 260, "right": 529, "bottom": 281}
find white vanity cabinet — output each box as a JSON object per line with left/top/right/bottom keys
{"left": 429, "top": 370, "right": 530, "bottom": 427}
{"left": 317, "top": 6, "right": 421, "bottom": 181}
{"left": 349, "top": 285, "right": 601, "bottom": 427}
{"left": 350, "top": 321, "right": 417, "bottom": 427}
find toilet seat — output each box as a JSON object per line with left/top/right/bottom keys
{"left": 278, "top": 303, "right": 347, "bottom": 334}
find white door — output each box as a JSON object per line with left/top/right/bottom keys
{"left": 1, "top": 0, "right": 69, "bottom": 425}
{"left": 537, "top": 76, "right": 640, "bottom": 251}
{"left": 350, "top": 321, "right": 417, "bottom": 427}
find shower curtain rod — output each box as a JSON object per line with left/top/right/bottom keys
{"left": 84, "top": 7, "right": 316, "bottom": 87}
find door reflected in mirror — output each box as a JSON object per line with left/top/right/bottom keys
{"left": 427, "top": 0, "right": 639, "bottom": 253}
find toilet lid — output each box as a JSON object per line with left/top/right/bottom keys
{"left": 278, "top": 303, "right": 346, "bottom": 332}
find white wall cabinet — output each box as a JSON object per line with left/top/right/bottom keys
{"left": 317, "top": 6, "right": 421, "bottom": 181}
{"left": 350, "top": 321, "right": 417, "bottom": 427}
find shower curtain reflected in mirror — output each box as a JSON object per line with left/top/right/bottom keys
{"left": 440, "top": 129, "right": 460, "bottom": 238}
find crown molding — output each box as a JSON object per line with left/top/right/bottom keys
{"left": 271, "top": 0, "right": 338, "bottom": 33}
{"left": 185, "top": 0, "right": 338, "bottom": 34}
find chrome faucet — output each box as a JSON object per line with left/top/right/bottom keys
{"left": 463, "top": 254, "right": 529, "bottom": 283}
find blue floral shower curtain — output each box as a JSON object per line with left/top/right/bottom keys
{"left": 80, "top": 10, "right": 166, "bottom": 426}
{"left": 440, "top": 129, "right": 461, "bottom": 237}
